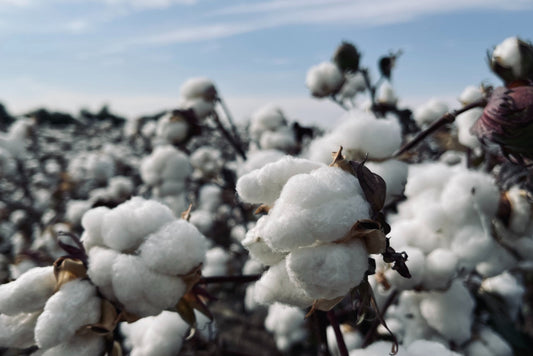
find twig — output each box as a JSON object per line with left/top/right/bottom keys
{"left": 217, "top": 96, "right": 241, "bottom": 143}
{"left": 198, "top": 274, "right": 261, "bottom": 285}
{"left": 327, "top": 310, "right": 349, "bottom": 356}
{"left": 361, "top": 289, "right": 399, "bottom": 353}
{"left": 312, "top": 311, "right": 332, "bottom": 356}
{"left": 360, "top": 68, "right": 377, "bottom": 107}
{"left": 330, "top": 95, "right": 349, "bottom": 111}
{"left": 393, "top": 99, "right": 487, "bottom": 157}
{"left": 211, "top": 111, "right": 247, "bottom": 160}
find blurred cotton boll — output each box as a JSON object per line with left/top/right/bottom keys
{"left": 306, "top": 61, "right": 344, "bottom": 98}
{"left": 413, "top": 98, "right": 449, "bottom": 127}
{"left": 265, "top": 303, "right": 307, "bottom": 352}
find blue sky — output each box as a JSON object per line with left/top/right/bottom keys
{"left": 0, "top": 0, "right": 532, "bottom": 126}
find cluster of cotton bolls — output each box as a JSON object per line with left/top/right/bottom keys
{"left": 190, "top": 146, "right": 224, "bottom": 179}
{"left": 248, "top": 104, "right": 297, "bottom": 153}
{"left": 81, "top": 197, "right": 208, "bottom": 318}
{"left": 0, "top": 265, "right": 105, "bottom": 355}
{"left": 237, "top": 156, "right": 373, "bottom": 307}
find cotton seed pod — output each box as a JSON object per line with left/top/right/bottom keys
{"left": 490, "top": 37, "right": 533, "bottom": 86}
{"left": 470, "top": 85, "right": 533, "bottom": 163}
{"left": 333, "top": 41, "right": 360, "bottom": 73}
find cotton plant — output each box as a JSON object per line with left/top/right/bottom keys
{"left": 237, "top": 149, "right": 409, "bottom": 314}
{"left": 248, "top": 104, "right": 297, "bottom": 153}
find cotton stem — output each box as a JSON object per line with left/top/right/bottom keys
{"left": 327, "top": 309, "right": 349, "bottom": 356}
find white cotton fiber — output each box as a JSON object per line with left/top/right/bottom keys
{"left": 407, "top": 339, "right": 461, "bottom": 356}
{"left": 422, "top": 248, "right": 458, "bottom": 290}
{"left": 306, "top": 61, "right": 344, "bottom": 98}
{"left": 260, "top": 127, "right": 297, "bottom": 152}
{"left": 156, "top": 114, "right": 189, "bottom": 144}
{"left": 249, "top": 104, "right": 287, "bottom": 140}
{"left": 349, "top": 341, "right": 408, "bottom": 356}
{"left": 464, "top": 326, "right": 512, "bottom": 356}
{"left": 140, "top": 145, "right": 191, "bottom": 191}
{"left": 242, "top": 219, "right": 287, "bottom": 266}
{"left": 139, "top": 219, "right": 207, "bottom": 275}
{"left": 327, "top": 324, "right": 363, "bottom": 356}
{"left": 202, "top": 247, "right": 230, "bottom": 277}
{"left": 403, "top": 162, "right": 454, "bottom": 198}
{"left": 481, "top": 272, "right": 524, "bottom": 319}
{"left": 0, "top": 311, "right": 40, "bottom": 348}
{"left": 440, "top": 170, "right": 500, "bottom": 225}
{"left": 287, "top": 240, "right": 368, "bottom": 300}
{"left": 451, "top": 225, "right": 495, "bottom": 270}
{"left": 459, "top": 85, "right": 484, "bottom": 106}
{"left": 100, "top": 197, "right": 175, "bottom": 252}
{"left": 265, "top": 303, "right": 307, "bottom": 352}
{"left": 190, "top": 147, "right": 223, "bottom": 178}
{"left": 419, "top": 280, "right": 474, "bottom": 344}
{"left": 237, "top": 149, "right": 285, "bottom": 177}
{"left": 376, "top": 82, "right": 397, "bottom": 105}
{"left": 506, "top": 187, "right": 531, "bottom": 234}
{"left": 35, "top": 279, "right": 101, "bottom": 349}
{"left": 338, "top": 72, "right": 366, "bottom": 101}
{"left": 111, "top": 254, "right": 186, "bottom": 317}
{"left": 81, "top": 206, "right": 110, "bottom": 250}
{"left": 180, "top": 77, "right": 216, "bottom": 101}
{"left": 0, "top": 266, "right": 56, "bottom": 315}
{"left": 414, "top": 99, "right": 449, "bottom": 126}
{"left": 455, "top": 108, "right": 483, "bottom": 149}
{"left": 385, "top": 246, "right": 425, "bottom": 291}
{"left": 260, "top": 166, "right": 370, "bottom": 251}
{"left": 40, "top": 334, "right": 105, "bottom": 356}
{"left": 253, "top": 262, "right": 314, "bottom": 308}
{"left": 236, "top": 155, "right": 324, "bottom": 205}
{"left": 307, "top": 111, "right": 402, "bottom": 163}
{"left": 197, "top": 184, "right": 222, "bottom": 212}
{"left": 121, "top": 311, "right": 189, "bottom": 356}
{"left": 492, "top": 37, "right": 522, "bottom": 77}
{"left": 87, "top": 246, "right": 119, "bottom": 299}
{"left": 366, "top": 160, "right": 408, "bottom": 203}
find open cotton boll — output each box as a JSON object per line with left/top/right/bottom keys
{"left": 242, "top": 218, "right": 287, "bottom": 266}
{"left": 376, "top": 82, "right": 398, "bottom": 105}
{"left": 0, "top": 266, "right": 56, "bottom": 315}
{"left": 35, "top": 279, "right": 101, "bottom": 349}
{"left": 121, "top": 311, "right": 190, "bottom": 356}
{"left": 155, "top": 113, "right": 189, "bottom": 145}
{"left": 307, "top": 112, "right": 402, "bottom": 163}
{"left": 65, "top": 200, "right": 92, "bottom": 227}
{"left": 365, "top": 160, "right": 408, "bottom": 204}
{"left": 389, "top": 217, "right": 443, "bottom": 254}
{"left": 249, "top": 104, "right": 287, "bottom": 140}
{"left": 40, "top": 334, "right": 105, "bottom": 356}
{"left": 407, "top": 340, "right": 461, "bottom": 356}
{"left": 459, "top": 85, "right": 484, "bottom": 106}
{"left": 422, "top": 248, "right": 458, "bottom": 290}
{"left": 253, "top": 262, "right": 314, "bottom": 308}
{"left": 86, "top": 153, "right": 115, "bottom": 184}
{"left": 190, "top": 147, "right": 223, "bottom": 178}
{"left": 87, "top": 246, "right": 119, "bottom": 300}
{"left": 259, "top": 127, "right": 297, "bottom": 152}
{"left": 202, "top": 247, "right": 230, "bottom": 277}
{"left": 237, "top": 149, "right": 285, "bottom": 177}
{"left": 492, "top": 37, "right": 522, "bottom": 77}
{"left": 140, "top": 145, "right": 191, "bottom": 188}
{"left": 306, "top": 61, "right": 344, "bottom": 98}
{"left": 197, "top": 184, "right": 222, "bottom": 212}
{"left": 327, "top": 324, "right": 363, "bottom": 355}
{"left": 440, "top": 170, "right": 500, "bottom": 225}
{"left": 100, "top": 197, "right": 175, "bottom": 252}
{"left": 419, "top": 280, "right": 475, "bottom": 344}
{"left": 465, "top": 326, "right": 512, "bottom": 356}
{"left": 385, "top": 246, "right": 425, "bottom": 291}
{"left": 506, "top": 187, "right": 531, "bottom": 234}
{"left": 139, "top": 219, "right": 207, "bottom": 275}
{"left": 455, "top": 108, "right": 483, "bottom": 149}
{"left": 481, "top": 272, "right": 524, "bottom": 320}
{"left": 287, "top": 240, "right": 368, "bottom": 300}
{"left": 180, "top": 77, "right": 216, "bottom": 101}
{"left": 0, "top": 311, "right": 40, "bottom": 348}
{"left": 112, "top": 254, "right": 186, "bottom": 317}
{"left": 81, "top": 206, "right": 110, "bottom": 251}
{"left": 107, "top": 176, "right": 134, "bottom": 200}
{"left": 260, "top": 166, "right": 370, "bottom": 251}
{"left": 403, "top": 162, "right": 454, "bottom": 199}
{"left": 265, "top": 303, "right": 307, "bottom": 352}
{"left": 451, "top": 225, "right": 495, "bottom": 271}
{"left": 189, "top": 210, "right": 214, "bottom": 235}
{"left": 236, "top": 155, "right": 324, "bottom": 206}
{"left": 413, "top": 99, "right": 449, "bottom": 127}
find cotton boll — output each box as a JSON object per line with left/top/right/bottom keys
{"left": 459, "top": 85, "right": 484, "bottom": 106}
{"left": 100, "top": 197, "right": 175, "bottom": 252}
{"left": 121, "top": 311, "right": 190, "bottom": 356}
{"left": 65, "top": 200, "right": 92, "bottom": 227}
{"left": 180, "top": 77, "right": 216, "bottom": 101}
{"left": 338, "top": 72, "right": 366, "bottom": 101}
{"left": 139, "top": 219, "right": 207, "bottom": 276}
{"left": 249, "top": 104, "right": 287, "bottom": 140}
{"left": 40, "top": 334, "right": 105, "bottom": 356}
{"left": 202, "top": 247, "right": 230, "bottom": 277}
{"left": 419, "top": 280, "right": 475, "bottom": 344}
{"left": 259, "top": 127, "right": 297, "bottom": 152}
{"left": 492, "top": 37, "right": 522, "bottom": 77}
{"left": 422, "top": 248, "right": 458, "bottom": 290}
{"left": 0, "top": 311, "right": 40, "bottom": 348}
{"left": 287, "top": 240, "right": 368, "bottom": 300}
{"left": 87, "top": 246, "right": 119, "bottom": 300}
{"left": 455, "top": 108, "right": 483, "bottom": 149}
{"left": 440, "top": 170, "right": 500, "bottom": 225}
{"left": 236, "top": 155, "right": 324, "bottom": 205}
{"left": 112, "top": 254, "right": 186, "bottom": 317}
{"left": 414, "top": 99, "right": 449, "bottom": 127}
{"left": 475, "top": 244, "right": 517, "bottom": 277}
{"left": 190, "top": 147, "right": 223, "bottom": 178}
{"left": 86, "top": 153, "right": 115, "bottom": 184}
{"left": 0, "top": 266, "right": 56, "bottom": 315}
{"left": 260, "top": 166, "right": 370, "bottom": 251}
{"left": 107, "top": 176, "right": 134, "bottom": 201}
{"left": 376, "top": 82, "right": 397, "bottom": 105}
{"left": 189, "top": 210, "right": 215, "bottom": 235}
{"left": 81, "top": 206, "right": 110, "bottom": 250}
{"left": 242, "top": 219, "right": 287, "bottom": 266}
{"left": 140, "top": 145, "right": 191, "bottom": 194}
{"left": 451, "top": 225, "right": 494, "bottom": 271}
{"left": 389, "top": 218, "right": 443, "bottom": 254}
{"left": 385, "top": 246, "right": 425, "bottom": 291}
{"left": 403, "top": 162, "right": 454, "bottom": 198}
{"left": 253, "top": 262, "right": 314, "bottom": 308}
{"left": 265, "top": 303, "right": 307, "bottom": 352}
{"left": 365, "top": 160, "right": 408, "bottom": 204}
{"left": 481, "top": 272, "right": 524, "bottom": 320}
{"left": 197, "top": 184, "right": 222, "bottom": 212}
{"left": 306, "top": 61, "right": 344, "bottom": 98}
{"left": 465, "top": 326, "right": 513, "bottom": 356}
{"left": 155, "top": 113, "right": 189, "bottom": 145}
{"left": 506, "top": 187, "right": 531, "bottom": 234}
{"left": 237, "top": 149, "right": 285, "bottom": 177}
{"left": 327, "top": 324, "right": 363, "bottom": 355}
{"left": 35, "top": 279, "right": 101, "bottom": 349}
{"left": 407, "top": 339, "right": 461, "bottom": 356}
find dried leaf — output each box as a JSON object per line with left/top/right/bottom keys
{"left": 305, "top": 296, "right": 345, "bottom": 318}
{"left": 87, "top": 299, "right": 119, "bottom": 335}
{"left": 176, "top": 297, "right": 197, "bottom": 328}
{"left": 350, "top": 160, "right": 387, "bottom": 215}
{"left": 181, "top": 204, "right": 193, "bottom": 221}
{"left": 254, "top": 204, "right": 271, "bottom": 215}
{"left": 53, "top": 257, "right": 87, "bottom": 290}
{"left": 179, "top": 264, "right": 203, "bottom": 293}
{"left": 337, "top": 219, "right": 387, "bottom": 254}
